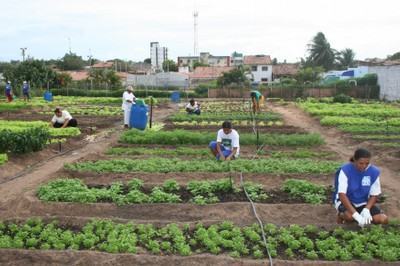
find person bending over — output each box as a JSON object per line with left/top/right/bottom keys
{"left": 50, "top": 107, "right": 78, "bottom": 128}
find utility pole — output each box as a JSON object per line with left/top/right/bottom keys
{"left": 68, "top": 37, "right": 72, "bottom": 53}
{"left": 20, "top": 47, "right": 27, "bottom": 61}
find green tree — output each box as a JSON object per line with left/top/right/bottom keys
{"left": 295, "top": 67, "right": 324, "bottom": 84}
{"left": 162, "top": 59, "right": 178, "bottom": 72}
{"left": 337, "top": 48, "right": 356, "bottom": 69}
{"left": 192, "top": 61, "right": 209, "bottom": 69}
{"left": 3, "top": 60, "right": 56, "bottom": 90}
{"left": 54, "top": 72, "right": 73, "bottom": 88}
{"left": 307, "top": 32, "right": 336, "bottom": 70}
{"left": 143, "top": 58, "right": 151, "bottom": 64}
{"left": 217, "top": 68, "right": 248, "bottom": 87}
{"left": 387, "top": 51, "right": 400, "bottom": 60}
{"left": 88, "top": 68, "right": 121, "bottom": 89}
{"left": 57, "top": 53, "right": 86, "bottom": 70}
{"left": 272, "top": 58, "right": 278, "bottom": 65}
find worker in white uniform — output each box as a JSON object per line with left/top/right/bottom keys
{"left": 122, "top": 86, "right": 136, "bottom": 128}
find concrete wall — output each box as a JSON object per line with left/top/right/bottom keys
{"left": 369, "top": 65, "right": 400, "bottom": 101}
{"left": 127, "top": 72, "right": 189, "bottom": 88}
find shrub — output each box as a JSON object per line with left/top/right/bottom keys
{"left": 333, "top": 94, "right": 352, "bottom": 103}
{"left": 0, "top": 127, "right": 50, "bottom": 154}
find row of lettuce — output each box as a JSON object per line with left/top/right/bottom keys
{"left": 37, "top": 178, "right": 328, "bottom": 205}
{"left": 0, "top": 218, "right": 399, "bottom": 261}
{"left": 298, "top": 99, "right": 400, "bottom": 147}
{"left": 0, "top": 120, "right": 80, "bottom": 154}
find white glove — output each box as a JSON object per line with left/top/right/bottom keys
{"left": 360, "top": 208, "right": 373, "bottom": 225}
{"left": 352, "top": 212, "right": 365, "bottom": 228}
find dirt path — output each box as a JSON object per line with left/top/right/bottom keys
{"left": 0, "top": 103, "right": 179, "bottom": 219}
{"left": 269, "top": 102, "right": 400, "bottom": 219}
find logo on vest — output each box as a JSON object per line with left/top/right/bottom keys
{"left": 362, "top": 176, "right": 371, "bottom": 186}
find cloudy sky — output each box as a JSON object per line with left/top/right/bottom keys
{"left": 0, "top": 0, "right": 399, "bottom": 63}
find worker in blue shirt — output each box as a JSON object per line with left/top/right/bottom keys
{"left": 5, "top": 81, "right": 13, "bottom": 102}
{"left": 22, "top": 81, "right": 30, "bottom": 101}
{"left": 333, "top": 148, "right": 388, "bottom": 227}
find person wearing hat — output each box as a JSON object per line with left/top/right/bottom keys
{"left": 122, "top": 85, "right": 136, "bottom": 128}
{"left": 5, "top": 81, "right": 13, "bottom": 102}
{"left": 186, "top": 98, "right": 201, "bottom": 115}
{"left": 22, "top": 81, "right": 30, "bottom": 101}
{"left": 50, "top": 107, "right": 78, "bottom": 128}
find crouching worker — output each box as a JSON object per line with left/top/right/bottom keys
{"left": 333, "top": 148, "right": 388, "bottom": 227}
{"left": 186, "top": 98, "right": 201, "bottom": 115}
{"left": 209, "top": 121, "right": 240, "bottom": 161}
{"left": 50, "top": 107, "right": 78, "bottom": 128}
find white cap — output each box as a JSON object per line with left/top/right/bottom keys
{"left": 7, "top": 81, "right": 11, "bottom": 83}
{"left": 23, "top": 81, "right": 27, "bottom": 83}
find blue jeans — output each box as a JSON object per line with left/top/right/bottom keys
{"left": 209, "top": 141, "right": 232, "bottom": 159}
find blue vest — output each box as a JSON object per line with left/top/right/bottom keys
{"left": 23, "top": 84, "right": 29, "bottom": 93}
{"left": 333, "top": 163, "right": 380, "bottom": 205}
{"left": 5, "top": 84, "right": 11, "bottom": 95}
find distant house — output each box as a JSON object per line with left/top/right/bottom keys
{"left": 231, "top": 51, "right": 244, "bottom": 66}
{"left": 243, "top": 55, "right": 272, "bottom": 84}
{"left": 363, "top": 60, "right": 400, "bottom": 101}
{"left": 272, "top": 63, "right": 299, "bottom": 81}
{"left": 189, "top": 66, "right": 234, "bottom": 85}
{"left": 178, "top": 52, "right": 230, "bottom": 71}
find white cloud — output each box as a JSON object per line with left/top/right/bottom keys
{"left": 0, "top": 0, "right": 399, "bottom": 62}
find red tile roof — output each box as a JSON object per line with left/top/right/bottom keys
{"left": 189, "top": 66, "right": 235, "bottom": 79}
{"left": 62, "top": 71, "right": 89, "bottom": 81}
{"left": 244, "top": 55, "right": 272, "bottom": 65}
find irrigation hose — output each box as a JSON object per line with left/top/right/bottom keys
{"left": 240, "top": 172, "right": 273, "bottom": 266}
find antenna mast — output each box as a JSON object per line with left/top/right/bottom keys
{"left": 193, "top": 10, "right": 199, "bottom": 56}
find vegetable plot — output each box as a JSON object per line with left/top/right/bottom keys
{"left": 0, "top": 218, "right": 399, "bottom": 261}
{"left": 65, "top": 158, "right": 340, "bottom": 174}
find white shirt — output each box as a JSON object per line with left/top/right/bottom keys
{"left": 186, "top": 102, "right": 199, "bottom": 111}
{"left": 122, "top": 91, "right": 136, "bottom": 110}
{"left": 51, "top": 110, "right": 73, "bottom": 124}
{"left": 335, "top": 166, "right": 381, "bottom": 209}
{"left": 216, "top": 129, "right": 240, "bottom": 155}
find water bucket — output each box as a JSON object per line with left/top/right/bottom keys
{"left": 130, "top": 104, "right": 148, "bottom": 130}
{"left": 43, "top": 91, "right": 53, "bottom": 102}
{"left": 170, "top": 91, "right": 180, "bottom": 103}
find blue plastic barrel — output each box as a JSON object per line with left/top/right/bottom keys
{"left": 43, "top": 91, "right": 53, "bottom": 102}
{"left": 130, "top": 104, "right": 148, "bottom": 130}
{"left": 170, "top": 91, "right": 180, "bottom": 103}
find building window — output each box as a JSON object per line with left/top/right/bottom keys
{"left": 251, "top": 66, "right": 257, "bottom": 71}
{"left": 261, "top": 78, "right": 268, "bottom": 82}
{"left": 262, "top": 66, "right": 268, "bottom": 71}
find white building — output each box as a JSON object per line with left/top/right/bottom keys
{"left": 243, "top": 55, "right": 272, "bottom": 83}
{"left": 368, "top": 64, "right": 400, "bottom": 101}
{"left": 150, "top": 42, "right": 168, "bottom": 72}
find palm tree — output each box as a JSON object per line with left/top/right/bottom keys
{"left": 338, "top": 48, "right": 356, "bottom": 69}
{"left": 307, "top": 32, "right": 336, "bottom": 71}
